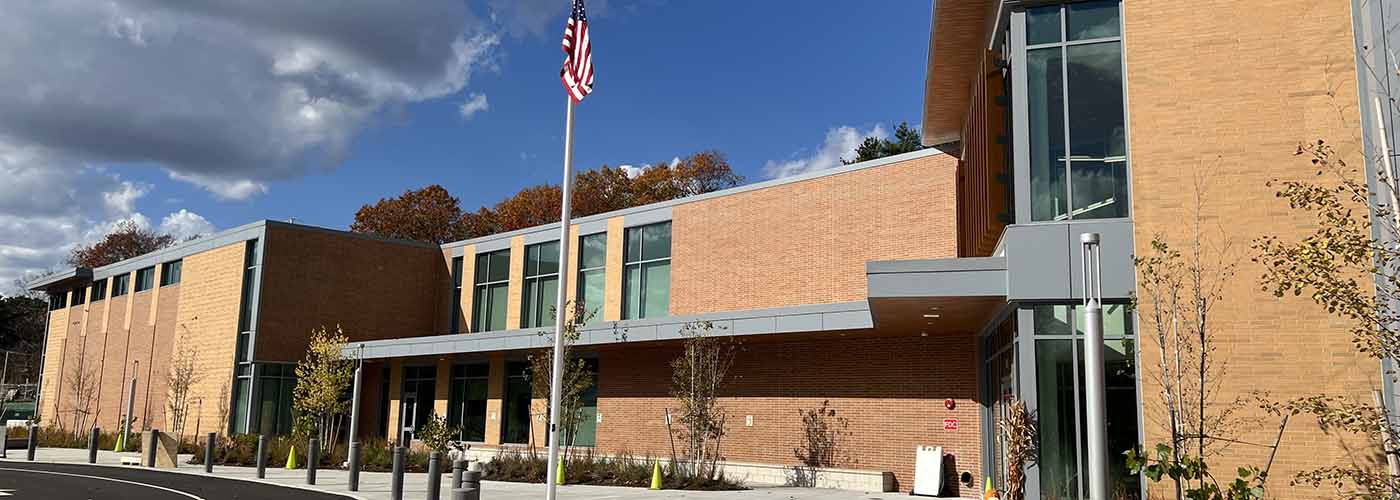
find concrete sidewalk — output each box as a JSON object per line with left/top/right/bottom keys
{"left": 3, "top": 447, "right": 931, "bottom": 500}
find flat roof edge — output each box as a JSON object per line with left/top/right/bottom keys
{"left": 344, "top": 301, "right": 874, "bottom": 359}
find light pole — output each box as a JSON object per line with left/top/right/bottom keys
{"left": 120, "top": 360, "right": 138, "bottom": 452}
{"left": 1081, "top": 232, "right": 1108, "bottom": 500}
{"left": 347, "top": 345, "right": 364, "bottom": 491}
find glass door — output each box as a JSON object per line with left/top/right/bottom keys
{"left": 400, "top": 392, "right": 418, "bottom": 444}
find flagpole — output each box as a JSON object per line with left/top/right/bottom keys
{"left": 544, "top": 96, "right": 576, "bottom": 500}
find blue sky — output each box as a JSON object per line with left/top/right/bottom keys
{"left": 0, "top": 1, "right": 932, "bottom": 288}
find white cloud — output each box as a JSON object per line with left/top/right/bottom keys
{"left": 102, "top": 181, "right": 149, "bottom": 216}
{"left": 166, "top": 171, "right": 269, "bottom": 201}
{"left": 159, "top": 209, "right": 215, "bottom": 241}
{"left": 459, "top": 93, "right": 490, "bottom": 120}
{"left": 762, "top": 124, "right": 888, "bottom": 179}
{"left": 0, "top": 1, "right": 499, "bottom": 198}
{"left": 617, "top": 165, "right": 645, "bottom": 179}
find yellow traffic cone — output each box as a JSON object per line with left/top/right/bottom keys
{"left": 556, "top": 458, "right": 566, "bottom": 485}
{"left": 285, "top": 445, "right": 298, "bottom": 469}
{"left": 649, "top": 461, "right": 663, "bottom": 490}
{"left": 983, "top": 481, "right": 999, "bottom": 500}
{"left": 113, "top": 433, "right": 125, "bottom": 452}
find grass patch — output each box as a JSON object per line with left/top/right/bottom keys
{"left": 484, "top": 449, "right": 745, "bottom": 490}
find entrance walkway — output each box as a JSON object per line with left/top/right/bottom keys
{"left": 2, "top": 447, "right": 943, "bottom": 500}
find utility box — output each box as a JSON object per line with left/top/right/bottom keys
{"left": 912, "top": 445, "right": 944, "bottom": 496}
{"left": 141, "top": 430, "right": 180, "bottom": 468}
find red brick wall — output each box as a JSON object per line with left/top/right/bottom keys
{"left": 257, "top": 225, "right": 444, "bottom": 362}
{"left": 592, "top": 332, "right": 981, "bottom": 492}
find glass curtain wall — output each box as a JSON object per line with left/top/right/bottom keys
{"left": 1023, "top": 0, "right": 1129, "bottom": 222}
{"left": 1031, "top": 304, "right": 1140, "bottom": 500}
{"left": 447, "top": 363, "right": 489, "bottom": 442}
{"left": 501, "top": 361, "right": 532, "bottom": 444}
{"left": 577, "top": 233, "right": 607, "bottom": 324}
{"left": 473, "top": 250, "right": 510, "bottom": 332}
{"left": 522, "top": 241, "right": 561, "bottom": 328}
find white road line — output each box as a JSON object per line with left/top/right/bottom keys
{"left": 0, "top": 466, "right": 205, "bottom": 499}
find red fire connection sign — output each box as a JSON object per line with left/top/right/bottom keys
{"left": 943, "top": 418, "right": 959, "bottom": 430}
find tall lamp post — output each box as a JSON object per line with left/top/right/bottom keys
{"left": 1081, "top": 232, "right": 1108, "bottom": 500}
{"left": 347, "top": 344, "right": 364, "bottom": 491}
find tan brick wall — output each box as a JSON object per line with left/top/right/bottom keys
{"left": 669, "top": 154, "right": 958, "bottom": 315}
{"left": 173, "top": 242, "right": 248, "bottom": 437}
{"left": 257, "top": 225, "right": 443, "bottom": 361}
{"left": 603, "top": 217, "right": 624, "bottom": 321}
{"left": 39, "top": 242, "right": 247, "bottom": 438}
{"left": 505, "top": 236, "right": 525, "bottom": 330}
{"left": 1124, "top": 1, "right": 1377, "bottom": 498}
{"left": 38, "top": 304, "right": 68, "bottom": 423}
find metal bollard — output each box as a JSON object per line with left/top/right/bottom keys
{"left": 255, "top": 435, "right": 267, "bottom": 478}
{"left": 451, "top": 459, "right": 465, "bottom": 489}
{"left": 390, "top": 446, "right": 405, "bottom": 500}
{"left": 204, "top": 432, "right": 215, "bottom": 473}
{"left": 146, "top": 429, "right": 159, "bottom": 467}
{"left": 426, "top": 451, "right": 442, "bottom": 500}
{"left": 306, "top": 438, "right": 319, "bottom": 485}
{"left": 88, "top": 427, "right": 100, "bottom": 463}
{"left": 347, "top": 441, "right": 361, "bottom": 491}
{"left": 459, "top": 470, "right": 482, "bottom": 500}
{"left": 24, "top": 425, "right": 35, "bottom": 461}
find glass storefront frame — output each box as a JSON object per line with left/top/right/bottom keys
{"left": 980, "top": 302, "right": 1143, "bottom": 500}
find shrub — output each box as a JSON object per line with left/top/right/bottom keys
{"left": 483, "top": 449, "right": 744, "bottom": 490}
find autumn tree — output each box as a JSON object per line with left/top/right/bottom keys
{"left": 68, "top": 220, "right": 176, "bottom": 268}
{"left": 844, "top": 122, "right": 925, "bottom": 165}
{"left": 292, "top": 325, "right": 353, "bottom": 450}
{"left": 352, "top": 151, "right": 743, "bottom": 243}
{"left": 350, "top": 185, "right": 471, "bottom": 244}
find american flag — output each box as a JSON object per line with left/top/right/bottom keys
{"left": 561, "top": 0, "right": 593, "bottom": 102}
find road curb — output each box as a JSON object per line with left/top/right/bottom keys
{"left": 0, "top": 456, "right": 367, "bottom": 500}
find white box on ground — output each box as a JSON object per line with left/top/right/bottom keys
{"left": 5, "top": 420, "right": 25, "bottom": 428}
{"left": 912, "top": 445, "right": 944, "bottom": 496}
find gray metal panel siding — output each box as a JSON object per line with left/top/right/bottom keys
{"left": 1004, "top": 224, "right": 1073, "bottom": 300}
{"left": 1000, "top": 220, "right": 1135, "bottom": 301}
{"left": 1065, "top": 220, "right": 1135, "bottom": 299}
{"left": 474, "top": 238, "right": 511, "bottom": 253}
{"left": 867, "top": 269, "right": 1008, "bottom": 298}
{"left": 622, "top": 207, "right": 673, "bottom": 228}
{"left": 348, "top": 301, "right": 874, "bottom": 359}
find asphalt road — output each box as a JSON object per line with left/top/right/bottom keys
{"left": 0, "top": 461, "right": 352, "bottom": 500}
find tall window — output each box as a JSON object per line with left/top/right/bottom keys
{"left": 231, "top": 239, "right": 260, "bottom": 434}
{"left": 576, "top": 233, "right": 607, "bottom": 324}
{"left": 450, "top": 257, "right": 464, "bottom": 334}
{"left": 71, "top": 286, "right": 86, "bottom": 306}
{"left": 622, "top": 222, "right": 671, "bottom": 320}
{"left": 1022, "top": 0, "right": 1128, "bottom": 222}
{"left": 472, "top": 249, "right": 510, "bottom": 332}
{"left": 254, "top": 363, "right": 296, "bottom": 436}
{"left": 134, "top": 266, "right": 155, "bottom": 292}
{"left": 90, "top": 280, "right": 107, "bottom": 302}
{"left": 447, "top": 363, "right": 489, "bottom": 442}
{"left": 521, "top": 241, "right": 560, "bottom": 328}
{"left": 400, "top": 365, "right": 437, "bottom": 443}
{"left": 160, "top": 260, "right": 182, "bottom": 286}
{"left": 501, "top": 361, "right": 532, "bottom": 444}
{"left": 1030, "top": 303, "right": 1139, "bottom": 500}
{"left": 112, "top": 274, "right": 130, "bottom": 297}
{"left": 47, "top": 292, "right": 67, "bottom": 311}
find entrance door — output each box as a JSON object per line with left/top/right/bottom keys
{"left": 400, "top": 392, "right": 418, "bottom": 443}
